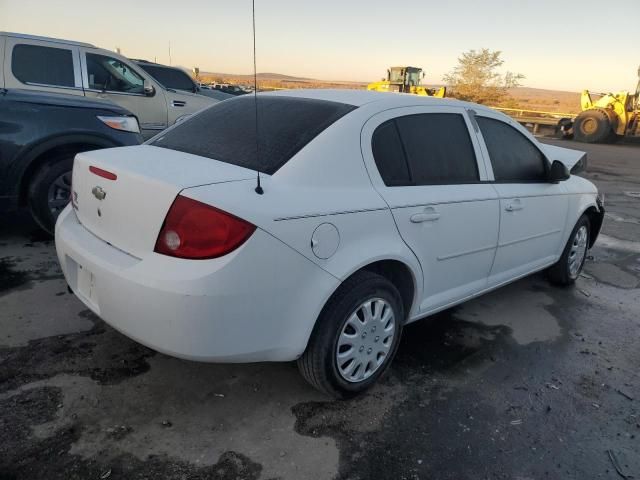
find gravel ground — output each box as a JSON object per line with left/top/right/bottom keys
{"left": 0, "top": 139, "right": 639, "bottom": 480}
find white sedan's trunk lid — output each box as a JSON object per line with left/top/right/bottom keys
{"left": 71, "top": 145, "right": 254, "bottom": 258}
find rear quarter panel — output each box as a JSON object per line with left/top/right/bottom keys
{"left": 183, "top": 109, "right": 424, "bottom": 317}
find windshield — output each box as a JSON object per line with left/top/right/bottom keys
{"left": 137, "top": 64, "right": 195, "bottom": 92}
{"left": 151, "top": 95, "right": 356, "bottom": 175}
{"left": 406, "top": 70, "right": 421, "bottom": 86}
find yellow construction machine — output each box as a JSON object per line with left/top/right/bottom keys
{"left": 570, "top": 66, "right": 640, "bottom": 143}
{"left": 367, "top": 66, "right": 446, "bottom": 97}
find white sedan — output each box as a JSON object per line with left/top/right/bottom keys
{"left": 55, "top": 90, "right": 604, "bottom": 397}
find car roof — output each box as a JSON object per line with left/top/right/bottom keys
{"left": 264, "top": 88, "right": 492, "bottom": 113}
{"left": 0, "top": 31, "right": 94, "bottom": 48}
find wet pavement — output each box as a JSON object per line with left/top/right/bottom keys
{"left": 1, "top": 139, "right": 639, "bottom": 479}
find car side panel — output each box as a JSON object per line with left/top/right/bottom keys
{"left": 183, "top": 180, "right": 424, "bottom": 318}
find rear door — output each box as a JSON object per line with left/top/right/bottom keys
{"left": 3, "top": 36, "right": 83, "bottom": 95}
{"left": 361, "top": 106, "right": 499, "bottom": 314}
{"left": 475, "top": 111, "right": 569, "bottom": 286}
{"left": 79, "top": 49, "right": 168, "bottom": 138}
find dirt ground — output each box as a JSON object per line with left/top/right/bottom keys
{"left": 1, "top": 139, "right": 639, "bottom": 480}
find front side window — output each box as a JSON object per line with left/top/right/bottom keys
{"left": 477, "top": 116, "right": 548, "bottom": 182}
{"left": 372, "top": 113, "right": 479, "bottom": 186}
{"left": 137, "top": 64, "right": 195, "bottom": 92}
{"left": 86, "top": 54, "right": 144, "bottom": 94}
{"left": 12, "top": 44, "right": 75, "bottom": 87}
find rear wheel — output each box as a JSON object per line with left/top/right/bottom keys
{"left": 297, "top": 271, "right": 404, "bottom": 398}
{"left": 573, "top": 109, "right": 613, "bottom": 143}
{"left": 27, "top": 155, "right": 74, "bottom": 235}
{"left": 548, "top": 215, "right": 590, "bottom": 285}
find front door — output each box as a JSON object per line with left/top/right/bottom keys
{"left": 361, "top": 106, "right": 500, "bottom": 314}
{"left": 80, "top": 50, "right": 167, "bottom": 139}
{"left": 474, "top": 112, "right": 569, "bottom": 286}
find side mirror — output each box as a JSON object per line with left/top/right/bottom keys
{"left": 548, "top": 160, "right": 570, "bottom": 183}
{"left": 143, "top": 79, "right": 155, "bottom": 96}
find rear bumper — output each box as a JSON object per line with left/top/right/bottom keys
{"left": 54, "top": 205, "right": 339, "bottom": 362}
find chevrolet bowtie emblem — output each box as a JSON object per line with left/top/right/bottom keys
{"left": 92, "top": 186, "right": 107, "bottom": 200}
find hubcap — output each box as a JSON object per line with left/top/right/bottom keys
{"left": 581, "top": 118, "right": 598, "bottom": 135}
{"left": 335, "top": 298, "right": 395, "bottom": 383}
{"left": 568, "top": 225, "right": 588, "bottom": 278}
{"left": 47, "top": 171, "right": 72, "bottom": 215}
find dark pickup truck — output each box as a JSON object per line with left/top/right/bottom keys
{"left": 0, "top": 88, "right": 143, "bottom": 233}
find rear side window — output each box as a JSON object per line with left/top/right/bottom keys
{"left": 12, "top": 44, "right": 75, "bottom": 87}
{"left": 137, "top": 64, "right": 195, "bottom": 92}
{"left": 371, "top": 120, "right": 411, "bottom": 186}
{"left": 372, "top": 113, "right": 478, "bottom": 186}
{"left": 152, "top": 96, "right": 357, "bottom": 175}
{"left": 477, "top": 116, "right": 547, "bottom": 182}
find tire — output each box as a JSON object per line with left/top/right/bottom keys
{"left": 573, "top": 109, "right": 613, "bottom": 143}
{"left": 547, "top": 215, "right": 590, "bottom": 286}
{"left": 27, "top": 155, "right": 74, "bottom": 235}
{"left": 297, "top": 271, "right": 404, "bottom": 398}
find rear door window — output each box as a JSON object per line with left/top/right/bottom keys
{"left": 477, "top": 116, "right": 548, "bottom": 182}
{"left": 151, "top": 95, "right": 356, "bottom": 175}
{"left": 12, "top": 44, "right": 75, "bottom": 87}
{"left": 372, "top": 113, "right": 478, "bottom": 186}
{"left": 371, "top": 120, "right": 411, "bottom": 186}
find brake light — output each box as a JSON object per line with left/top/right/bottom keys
{"left": 154, "top": 195, "right": 256, "bottom": 259}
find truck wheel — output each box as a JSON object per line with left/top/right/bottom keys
{"left": 297, "top": 271, "right": 404, "bottom": 398}
{"left": 573, "top": 109, "right": 613, "bottom": 143}
{"left": 28, "top": 155, "right": 74, "bottom": 235}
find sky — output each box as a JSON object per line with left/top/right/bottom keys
{"left": 1, "top": 0, "right": 638, "bottom": 92}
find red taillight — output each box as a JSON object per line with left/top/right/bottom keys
{"left": 90, "top": 165, "right": 117, "bottom": 180}
{"left": 154, "top": 195, "right": 256, "bottom": 259}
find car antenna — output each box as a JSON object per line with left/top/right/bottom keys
{"left": 252, "top": 0, "right": 264, "bottom": 195}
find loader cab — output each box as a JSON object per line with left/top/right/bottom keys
{"left": 387, "top": 66, "right": 424, "bottom": 93}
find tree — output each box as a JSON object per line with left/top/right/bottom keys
{"left": 443, "top": 49, "right": 524, "bottom": 105}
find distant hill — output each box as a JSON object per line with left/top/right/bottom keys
{"left": 196, "top": 70, "right": 582, "bottom": 113}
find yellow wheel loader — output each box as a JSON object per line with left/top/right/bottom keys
{"left": 367, "top": 66, "right": 446, "bottom": 98}
{"left": 570, "top": 66, "right": 640, "bottom": 143}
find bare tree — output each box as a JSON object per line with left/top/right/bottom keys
{"left": 443, "top": 49, "right": 524, "bottom": 104}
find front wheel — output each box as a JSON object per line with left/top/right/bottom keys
{"left": 297, "top": 271, "right": 404, "bottom": 398}
{"left": 548, "top": 215, "right": 590, "bottom": 285}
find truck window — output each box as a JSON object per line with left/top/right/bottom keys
{"left": 12, "top": 44, "right": 75, "bottom": 87}
{"left": 137, "top": 64, "right": 195, "bottom": 92}
{"left": 86, "top": 54, "right": 144, "bottom": 94}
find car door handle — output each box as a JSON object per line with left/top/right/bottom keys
{"left": 410, "top": 210, "right": 441, "bottom": 223}
{"left": 172, "top": 100, "right": 186, "bottom": 107}
{"left": 505, "top": 200, "right": 523, "bottom": 212}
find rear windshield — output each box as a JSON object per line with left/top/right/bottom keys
{"left": 151, "top": 95, "right": 357, "bottom": 175}
{"left": 137, "top": 64, "right": 195, "bottom": 92}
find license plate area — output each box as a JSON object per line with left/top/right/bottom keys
{"left": 66, "top": 255, "right": 100, "bottom": 313}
